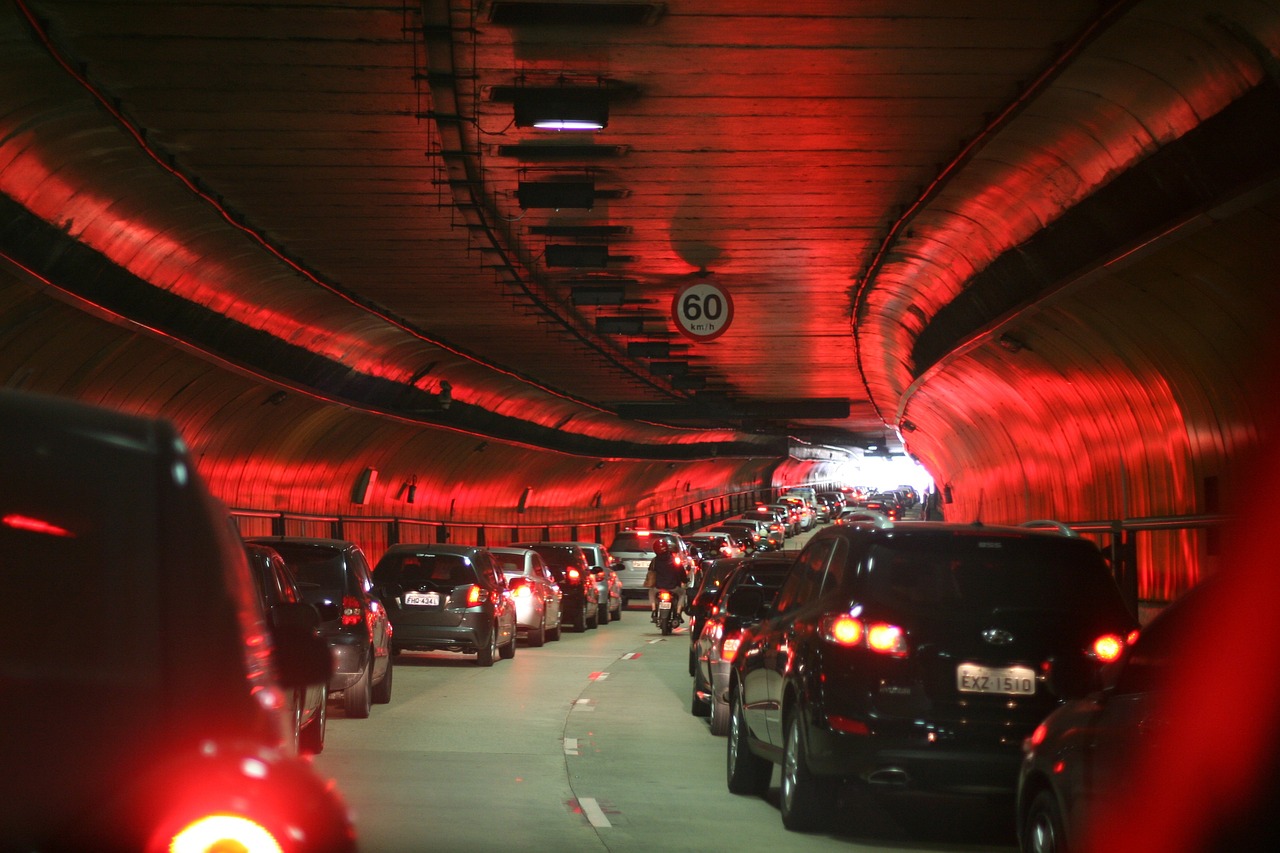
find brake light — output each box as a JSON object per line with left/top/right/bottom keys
{"left": 466, "top": 585, "right": 491, "bottom": 606}
{"left": 340, "top": 595, "right": 362, "bottom": 627}
{"left": 1024, "top": 722, "right": 1048, "bottom": 754}
{"left": 2, "top": 513, "right": 74, "bottom": 537}
{"left": 170, "top": 814, "right": 283, "bottom": 853}
{"left": 1090, "top": 633, "right": 1126, "bottom": 662}
{"left": 721, "top": 630, "right": 744, "bottom": 662}
{"left": 509, "top": 580, "right": 531, "bottom": 599}
{"left": 657, "top": 589, "right": 673, "bottom": 602}
{"left": 819, "top": 613, "right": 908, "bottom": 657}
{"left": 567, "top": 568, "right": 582, "bottom": 583}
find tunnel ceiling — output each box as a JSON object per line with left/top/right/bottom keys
{"left": 2, "top": 0, "right": 1279, "bottom": 463}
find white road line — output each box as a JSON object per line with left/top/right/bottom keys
{"left": 563, "top": 737, "right": 578, "bottom": 755}
{"left": 578, "top": 797, "right": 612, "bottom": 828}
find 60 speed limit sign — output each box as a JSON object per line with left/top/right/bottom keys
{"left": 672, "top": 280, "right": 734, "bottom": 341}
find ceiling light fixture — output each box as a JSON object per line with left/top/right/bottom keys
{"left": 517, "top": 179, "right": 596, "bottom": 209}
{"left": 513, "top": 87, "right": 609, "bottom": 131}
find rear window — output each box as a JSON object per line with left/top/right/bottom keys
{"left": 609, "top": 532, "right": 675, "bottom": 553}
{"left": 376, "top": 552, "right": 477, "bottom": 587}
{"left": 864, "top": 535, "right": 1128, "bottom": 617}
{"left": 266, "top": 543, "right": 350, "bottom": 594}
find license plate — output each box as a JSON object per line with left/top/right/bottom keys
{"left": 658, "top": 600, "right": 672, "bottom": 610}
{"left": 956, "top": 664, "right": 1035, "bottom": 695}
{"left": 404, "top": 591, "right": 440, "bottom": 607}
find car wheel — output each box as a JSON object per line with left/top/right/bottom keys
{"left": 528, "top": 613, "right": 546, "bottom": 647}
{"left": 612, "top": 600, "right": 622, "bottom": 621}
{"left": 1022, "top": 790, "right": 1068, "bottom": 853}
{"left": 587, "top": 602, "right": 600, "bottom": 629}
{"left": 691, "top": 678, "right": 711, "bottom": 718}
{"left": 548, "top": 612, "right": 562, "bottom": 641}
{"left": 709, "top": 688, "right": 731, "bottom": 737}
{"left": 343, "top": 659, "right": 373, "bottom": 719}
{"left": 299, "top": 695, "right": 327, "bottom": 755}
{"left": 499, "top": 625, "right": 517, "bottom": 660}
{"left": 727, "top": 688, "right": 772, "bottom": 796}
{"left": 780, "top": 713, "right": 835, "bottom": 831}
{"left": 598, "top": 599, "right": 610, "bottom": 624}
{"left": 572, "top": 601, "right": 587, "bottom": 632}
{"left": 476, "top": 625, "right": 498, "bottom": 666}
{"left": 372, "top": 653, "right": 393, "bottom": 704}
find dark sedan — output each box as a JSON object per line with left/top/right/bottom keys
{"left": 373, "top": 543, "right": 517, "bottom": 666}
{"left": 691, "top": 553, "right": 792, "bottom": 735}
{"left": 513, "top": 541, "right": 600, "bottom": 632}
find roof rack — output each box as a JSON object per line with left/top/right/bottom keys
{"left": 1018, "top": 519, "right": 1079, "bottom": 537}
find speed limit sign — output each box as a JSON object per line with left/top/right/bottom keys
{"left": 672, "top": 280, "right": 734, "bottom": 341}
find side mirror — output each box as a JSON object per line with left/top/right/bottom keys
{"left": 269, "top": 602, "right": 333, "bottom": 688}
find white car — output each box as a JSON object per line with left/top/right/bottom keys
{"left": 491, "top": 546, "right": 563, "bottom": 646}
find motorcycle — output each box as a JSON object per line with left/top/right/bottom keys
{"left": 655, "top": 588, "right": 679, "bottom": 635}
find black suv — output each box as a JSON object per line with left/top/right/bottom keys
{"left": 727, "top": 521, "right": 1137, "bottom": 831}
{"left": 246, "top": 536, "right": 394, "bottom": 718}
{"left": 1, "top": 389, "right": 354, "bottom": 852}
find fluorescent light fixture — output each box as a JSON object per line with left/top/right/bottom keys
{"left": 514, "top": 87, "right": 609, "bottom": 131}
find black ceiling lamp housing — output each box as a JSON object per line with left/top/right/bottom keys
{"left": 517, "top": 179, "right": 596, "bottom": 209}
{"left": 546, "top": 244, "right": 610, "bottom": 268}
{"left": 513, "top": 87, "right": 609, "bottom": 131}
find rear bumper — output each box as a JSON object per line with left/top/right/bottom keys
{"left": 325, "top": 633, "right": 370, "bottom": 692}
{"left": 391, "top": 614, "right": 490, "bottom": 652}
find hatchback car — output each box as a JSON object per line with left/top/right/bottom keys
{"left": 491, "top": 545, "right": 563, "bottom": 646}
{"left": 727, "top": 521, "right": 1137, "bottom": 832}
{"left": 607, "top": 528, "right": 692, "bottom": 604}
{"left": 513, "top": 541, "right": 599, "bottom": 631}
{"left": 373, "top": 543, "right": 517, "bottom": 665}
{"left": 244, "top": 536, "right": 394, "bottom": 717}
{"left": 246, "top": 542, "right": 330, "bottom": 755}
{"left": 1, "top": 389, "right": 355, "bottom": 853}
{"left": 692, "top": 553, "right": 792, "bottom": 735}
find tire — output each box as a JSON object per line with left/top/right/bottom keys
{"left": 527, "top": 613, "right": 546, "bottom": 648}
{"left": 299, "top": 695, "right": 327, "bottom": 755}
{"left": 548, "top": 615, "right": 562, "bottom": 641}
{"left": 499, "top": 627, "right": 517, "bottom": 660}
{"left": 691, "top": 677, "right": 711, "bottom": 717}
{"left": 598, "top": 599, "right": 610, "bottom": 624}
{"left": 476, "top": 626, "right": 497, "bottom": 666}
{"left": 587, "top": 604, "right": 599, "bottom": 630}
{"left": 372, "top": 654, "right": 393, "bottom": 704}
{"left": 780, "top": 713, "right": 835, "bottom": 831}
{"left": 343, "top": 659, "right": 373, "bottom": 719}
{"left": 659, "top": 607, "right": 673, "bottom": 635}
{"left": 1022, "top": 790, "right": 1068, "bottom": 853}
{"left": 709, "top": 690, "right": 731, "bottom": 736}
{"left": 571, "top": 600, "right": 587, "bottom": 632}
{"left": 727, "top": 688, "right": 772, "bottom": 796}
{"left": 611, "top": 599, "right": 622, "bottom": 621}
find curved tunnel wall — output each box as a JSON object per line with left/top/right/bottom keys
{"left": 900, "top": 193, "right": 1280, "bottom": 601}
{"left": 0, "top": 275, "right": 781, "bottom": 563}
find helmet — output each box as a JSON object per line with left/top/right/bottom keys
{"left": 652, "top": 538, "right": 670, "bottom": 554}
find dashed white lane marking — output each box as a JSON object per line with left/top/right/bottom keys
{"left": 589, "top": 671, "right": 609, "bottom": 680}
{"left": 621, "top": 652, "right": 641, "bottom": 659}
{"left": 579, "top": 797, "right": 612, "bottom": 828}
{"left": 573, "top": 699, "right": 595, "bottom": 712}
{"left": 564, "top": 737, "right": 578, "bottom": 755}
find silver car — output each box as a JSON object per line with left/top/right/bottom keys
{"left": 491, "top": 546, "right": 563, "bottom": 646}
{"left": 566, "top": 541, "right": 624, "bottom": 623}
{"left": 606, "top": 529, "right": 690, "bottom": 606}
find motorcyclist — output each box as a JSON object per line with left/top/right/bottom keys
{"left": 647, "top": 537, "right": 688, "bottom": 624}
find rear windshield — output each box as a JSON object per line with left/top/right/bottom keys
{"left": 864, "top": 535, "right": 1128, "bottom": 617}
{"left": 377, "top": 552, "right": 477, "bottom": 588}
{"left": 609, "top": 532, "right": 676, "bottom": 553}
{"left": 266, "top": 543, "right": 349, "bottom": 594}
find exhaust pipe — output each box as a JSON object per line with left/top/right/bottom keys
{"left": 866, "top": 767, "right": 910, "bottom": 787}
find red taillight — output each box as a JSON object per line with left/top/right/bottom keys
{"left": 657, "top": 589, "right": 673, "bottom": 602}
{"left": 466, "top": 585, "right": 491, "bottom": 606}
{"left": 2, "top": 513, "right": 74, "bottom": 537}
{"left": 567, "top": 568, "right": 581, "bottom": 583}
{"left": 509, "top": 581, "right": 531, "bottom": 599}
{"left": 340, "top": 595, "right": 362, "bottom": 626}
{"left": 721, "top": 630, "right": 743, "bottom": 662}
{"left": 1091, "top": 633, "right": 1125, "bottom": 663}
{"left": 1024, "top": 722, "right": 1048, "bottom": 754}
{"left": 169, "top": 814, "right": 283, "bottom": 853}
{"left": 827, "top": 715, "right": 870, "bottom": 735}
{"left": 820, "top": 613, "right": 908, "bottom": 657}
